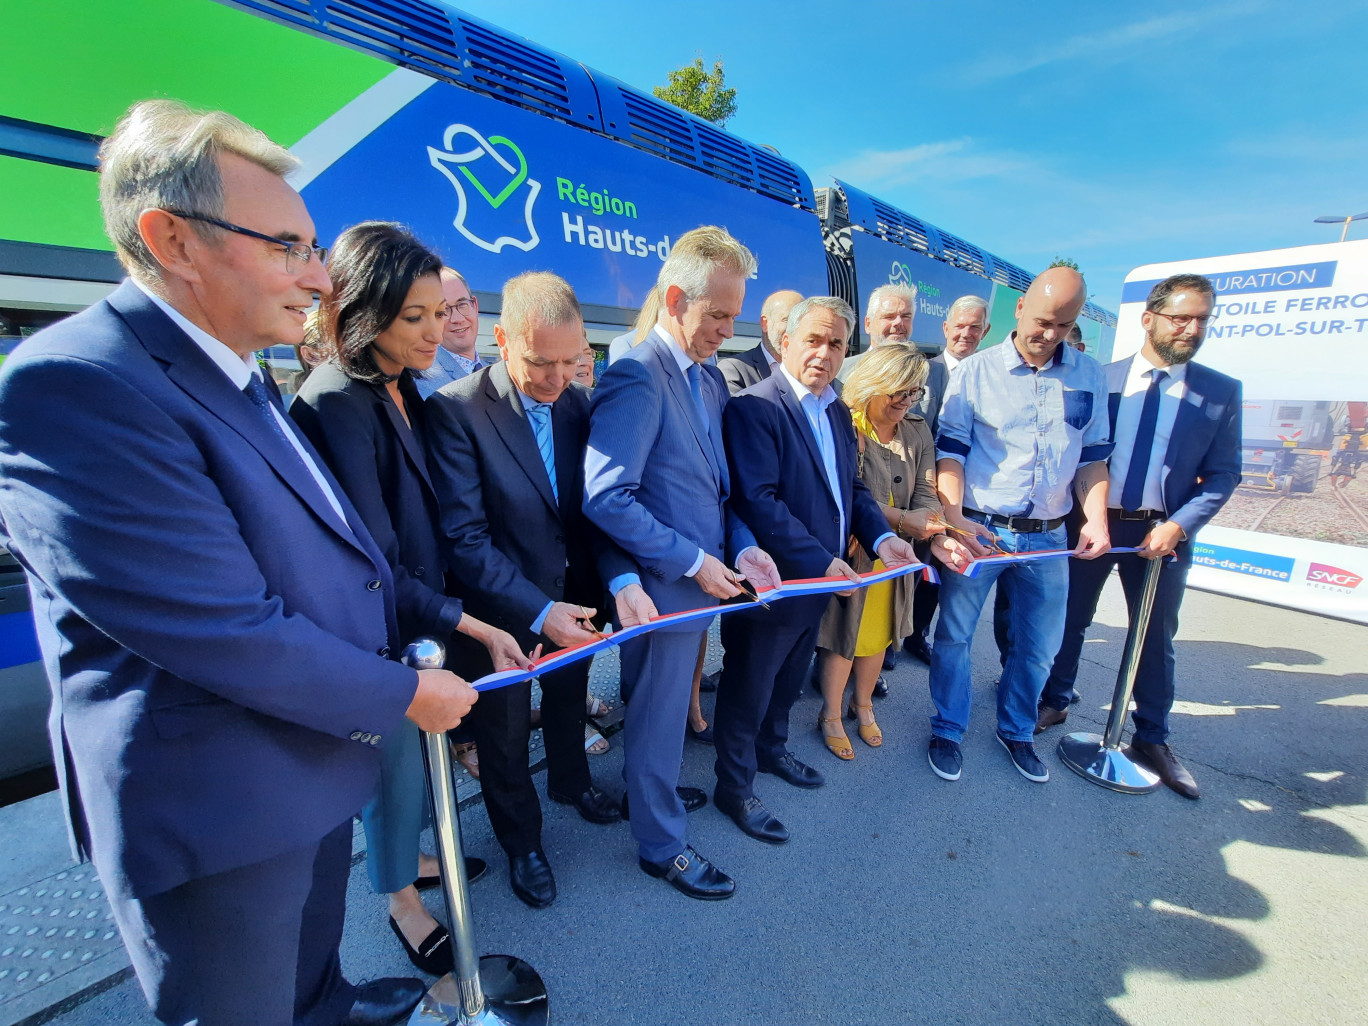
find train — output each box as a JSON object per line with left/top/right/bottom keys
{"left": 0, "top": 0, "right": 1117, "bottom": 786}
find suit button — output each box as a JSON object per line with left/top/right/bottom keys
{"left": 366, "top": 579, "right": 382, "bottom": 591}
{"left": 414, "top": 566, "right": 425, "bottom": 577}
{"left": 555, "top": 576, "right": 565, "bottom": 589}
{"left": 555, "top": 535, "right": 565, "bottom": 545}
{"left": 350, "top": 731, "right": 363, "bottom": 741}
{"left": 894, "top": 475, "right": 903, "bottom": 483}
{"left": 370, "top": 735, "right": 382, "bottom": 746}
{"left": 377, "top": 645, "right": 390, "bottom": 658}
{"left": 360, "top": 732, "right": 373, "bottom": 743}
{"left": 832, "top": 516, "right": 839, "bottom": 524}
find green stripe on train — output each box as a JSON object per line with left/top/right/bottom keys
{"left": 0, "top": 157, "right": 109, "bottom": 251}
{"left": 4, "top": 0, "right": 390, "bottom": 145}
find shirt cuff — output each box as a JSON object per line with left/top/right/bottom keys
{"left": 530, "top": 600, "right": 554, "bottom": 636}
{"left": 683, "top": 548, "right": 706, "bottom": 578}
{"left": 735, "top": 545, "right": 759, "bottom": 565}
{"left": 607, "top": 573, "right": 641, "bottom": 596}
{"left": 870, "top": 531, "right": 896, "bottom": 554}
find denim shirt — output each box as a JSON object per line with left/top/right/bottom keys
{"left": 935, "top": 334, "right": 1112, "bottom": 521}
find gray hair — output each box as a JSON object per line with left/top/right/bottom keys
{"left": 98, "top": 99, "right": 298, "bottom": 284}
{"left": 865, "top": 283, "right": 917, "bottom": 322}
{"left": 945, "top": 294, "right": 989, "bottom": 323}
{"left": 786, "top": 296, "right": 856, "bottom": 342}
{"left": 501, "top": 271, "right": 582, "bottom": 340}
{"left": 656, "top": 225, "right": 757, "bottom": 301}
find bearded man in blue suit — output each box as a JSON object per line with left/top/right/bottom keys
{"left": 1036, "top": 273, "right": 1241, "bottom": 799}
{"left": 0, "top": 101, "right": 476, "bottom": 1026}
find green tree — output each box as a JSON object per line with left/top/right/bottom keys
{"left": 1048, "top": 256, "right": 1081, "bottom": 271}
{"left": 653, "top": 57, "right": 737, "bottom": 127}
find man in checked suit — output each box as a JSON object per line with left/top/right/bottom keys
{"left": 714, "top": 297, "right": 923, "bottom": 843}
{"left": 584, "top": 226, "right": 781, "bottom": 900}
{"left": 1036, "top": 273, "right": 1240, "bottom": 798}
{"left": 717, "top": 288, "right": 801, "bottom": 395}
{"left": 0, "top": 101, "right": 474, "bottom": 1026}
{"left": 425, "top": 272, "right": 625, "bottom": 909}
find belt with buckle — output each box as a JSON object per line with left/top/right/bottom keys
{"left": 963, "top": 509, "right": 1064, "bottom": 534}
{"left": 1112, "top": 508, "right": 1165, "bottom": 522}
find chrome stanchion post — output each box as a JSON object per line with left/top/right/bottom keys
{"left": 1057, "top": 551, "right": 1164, "bottom": 794}
{"left": 402, "top": 639, "right": 549, "bottom": 1026}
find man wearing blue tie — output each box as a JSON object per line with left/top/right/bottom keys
{"left": 584, "top": 226, "right": 781, "bottom": 900}
{"left": 1036, "top": 274, "right": 1240, "bottom": 798}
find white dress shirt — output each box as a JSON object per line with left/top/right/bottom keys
{"left": 778, "top": 363, "right": 845, "bottom": 543}
{"left": 134, "top": 281, "right": 350, "bottom": 525}
{"left": 1108, "top": 352, "right": 1188, "bottom": 513}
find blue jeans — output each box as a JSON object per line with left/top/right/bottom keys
{"left": 929, "top": 520, "right": 1069, "bottom": 743}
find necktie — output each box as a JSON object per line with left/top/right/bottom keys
{"left": 1120, "top": 368, "right": 1167, "bottom": 512}
{"left": 527, "top": 402, "right": 559, "bottom": 501}
{"left": 687, "top": 363, "right": 709, "bottom": 430}
{"left": 243, "top": 373, "right": 295, "bottom": 449}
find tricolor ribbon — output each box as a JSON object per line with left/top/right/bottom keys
{"left": 468, "top": 546, "right": 1145, "bottom": 691}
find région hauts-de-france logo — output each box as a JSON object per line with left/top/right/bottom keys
{"left": 428, "top": 124, "right": 541, "bottom": 254}
{"left": 889, "top": 260, "right": 913, "bottom": 287}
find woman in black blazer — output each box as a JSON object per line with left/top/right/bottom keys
{"left": 291, "top": 221, "right": 532, "bottom": 977}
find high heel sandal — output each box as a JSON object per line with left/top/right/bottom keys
{"left": 846, "top": 702, "right": 883, "bottom": 747}
{"left": 819, "top": 714, "right": 855, "bottom": 761}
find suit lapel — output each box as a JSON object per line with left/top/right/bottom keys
{"left": 648, "top": 333, "right": 720, "bottom": 484}
{"left": 374, "top": 377, "right": 436, "bottom": 495}
{"left": 775, "top": 374, "right": 829, "bottom": 484}
{"left": 483, "top": 362, "right": 560, "bottom": 519}
{"left": 113, "top": 286, "right": 362, "bottom": 549}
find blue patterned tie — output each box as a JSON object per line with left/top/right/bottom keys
{"left": 243, "top": 373, "right": 295, "bottom": 448}
{"left": 1120, "top": 368, "right": 1167, "bottom": 512}
{"left": 527, "top": 402, "right": 558, "bottom": 501}
{"left": 687, "top": 363, "right": 708, "bottom": 430}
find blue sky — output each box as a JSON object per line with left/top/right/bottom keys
{"left": 447, "top": 0, "right": 1367, "bottom": 314}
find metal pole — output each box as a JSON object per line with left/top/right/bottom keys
{"left": 1342, "top": 217, "right": 1351, "bottom": 244}
{"left": 1057, "top": 552, "right": 1165, "bottom": 793}
{"left": 402, "top": 639, "right": 548, "bottom": 1026}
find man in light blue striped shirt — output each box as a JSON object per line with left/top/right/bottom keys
{"left": 928, "top": 267, "right": 1113, "bottom": 784}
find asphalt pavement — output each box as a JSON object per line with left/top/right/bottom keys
{"left": 25, "top": 582, "right": 1368, "bottom": 1026}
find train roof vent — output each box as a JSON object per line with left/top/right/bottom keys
{"left": 994, "top": 259, "right": 1035, "bottom": 292}
{"left": 224, "top": 2, "right": 600, "bottom": 128}
{"left": 815, "top": 186, "right": 851, "bottom": 229}
{"left": 591, "top": 72, "right": 814, "bottom": 210}
{"left": 868, "top": 197, "right": 936, "bottom": 255}
{"left": 936, "top": 230, "right": 987, "bottom": 276}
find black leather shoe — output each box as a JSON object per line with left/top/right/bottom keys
{"left": 621, "top": 784, "right": 707, "bottom": 820}
{"left": 1126, "top": 739, "right": 1200, "bottom": 799}
{"left": 415, "top": 856, "right": 486, "bottom": 890}
{"left": 639, "top": 846, "right": 735, "bottom": 900}
{"left": 872, "top": 675, "right": 889, "bottom": 698}
{"left": 758, "top": 752, "right": 824, "bottom": 789}
{"left": 548, "top": 784, "right": 623, "bottom": 824}
{"left": 344, "top": 977, "right": 426, "bottom": 1025}
{"left": 715, "top": 793, "right": 789, "bottom": 844}
{"left": 388, "top": 916, "right": 452, "bottom": 976}
{"left": 903, "top": 633, "right": 932, "bottom": 664}
{"left": 509, "top": 850, "right": 556, "bottom": 909}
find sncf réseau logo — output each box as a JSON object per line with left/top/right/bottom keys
{"left": 1306, "top": 563, "right": 1363, "bottom": 590}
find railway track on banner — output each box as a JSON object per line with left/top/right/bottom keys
{"left": 1247, "top": 494, "right": 1287, "bottom": 532}
{"left": 1330, "top": 478, "right": 1368, "bottom": 533}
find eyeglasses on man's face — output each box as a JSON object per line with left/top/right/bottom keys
{"left": 1150, "top": 310, "right": 1211, "bottom": 330}
{"left": 445, "top": 297, "right": 476, "bottom": 318}
{"left": 166, "top": 210, "right": 329, "bottom": 274}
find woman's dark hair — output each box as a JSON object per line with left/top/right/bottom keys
{"left": 322, "top": 221, "right": 443, "bottom": 383}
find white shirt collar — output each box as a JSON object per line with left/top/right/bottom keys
{"left": 778, "top": 361, "right": 836, "bottom": 408}
{"left": 1128, "top": 349, "right": 1188, "bottom": 386}
{"left": 762, "top": 344, "right": 780, "bottom": 368}
{"left": 133, "top": 279, "right": 258, "bottom": 388}
{"left": 943, "top": 350, "right": 962, "bottom": 372}
{"left": 652, "top": 325, "right": 696, "bottom": 375}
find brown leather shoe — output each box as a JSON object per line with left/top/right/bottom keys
{"left": 1034, "top": 706, "right": 1068, "bottom": 734}
{"left": 1126, "top": 739, "right": 1199, "bottom": 799}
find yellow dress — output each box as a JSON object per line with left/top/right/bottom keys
{"left": 854, "top": 560, "right": 895, "bottom": 657}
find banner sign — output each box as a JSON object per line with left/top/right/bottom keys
{"left": 300, "top": 80, "right": 828, "bottom": 322}
{"left": 849, "top": 232, "right": 991, "bottom": 348}
{"left": 1117, "top": 240, "right": 1368, "bottom": 624}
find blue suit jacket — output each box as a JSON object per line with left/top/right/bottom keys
{"left": 724, "top": 373, "right": 890, "bottom": 583}
{"left": 1105, "top": 357, "right": 1242, "bottom": 538}
{"left": 0, "top": 282, "right": 416, "bottom": 900}
{"left": 583, "top": 329, "right": 755, "bottom": 617}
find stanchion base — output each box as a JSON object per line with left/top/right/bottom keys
{"left": 408, "top": 955, "right": 549, "bottom": 1026}
{"left": 1058, "top": 732, "right": 1162, "bottom": 794}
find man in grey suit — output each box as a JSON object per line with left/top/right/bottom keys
{"left": 584, "top": 226, "right": 781, "bottom": 900}
{"left": 717, "top": 288, "right": 801, "bottom": 395}
{"left": 906, "top": 294, "right": 993, "bottom": 664}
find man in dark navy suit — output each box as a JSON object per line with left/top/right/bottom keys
{"left": 0, "top": 101, "right": 476, "bottom": 1025}
{"left": 1036, "top": 273, "right": 1241, "bottom": 798}
{"left": 714, "top": 297, "right": 921, "bottom": 843}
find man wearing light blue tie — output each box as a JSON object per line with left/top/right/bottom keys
{"left": 584, "top": 226, "right": 781, "bottom": 900}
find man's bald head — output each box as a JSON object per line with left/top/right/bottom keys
{"left": 760, "top": 289, "right": 803, "bottom": 356}
{"left": 1013, "top": 266, "right": 1087, "bottom": 368}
